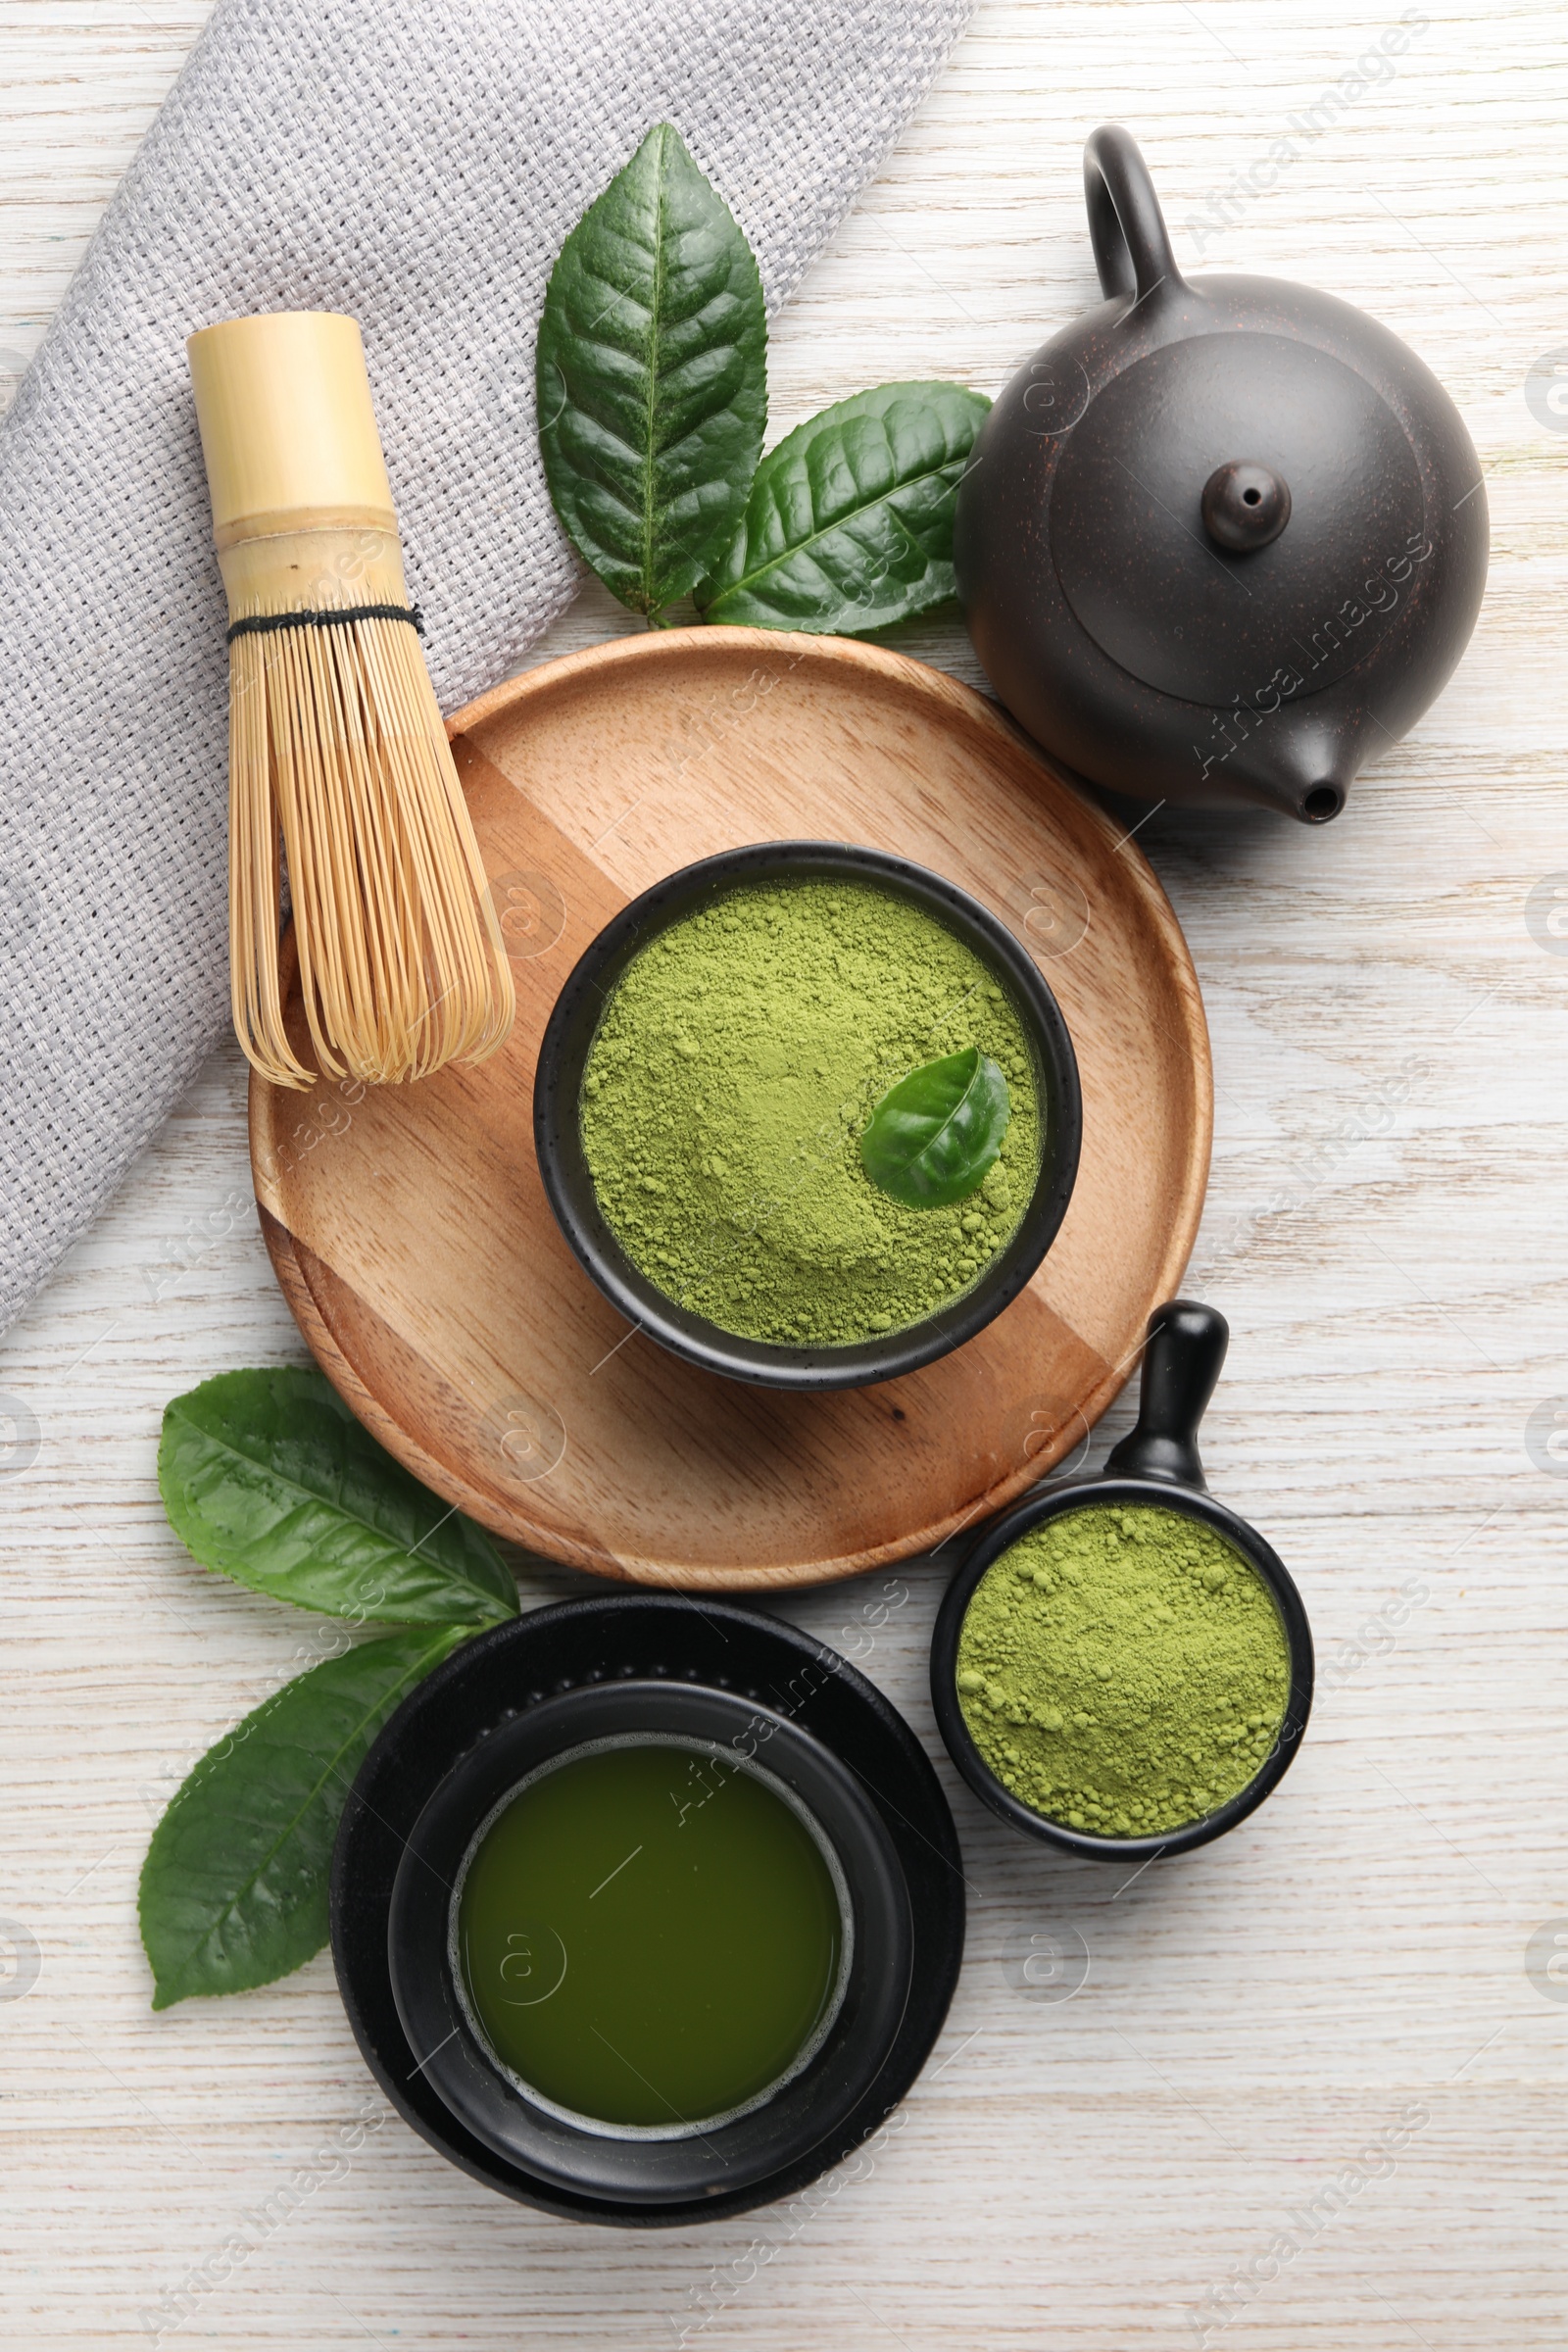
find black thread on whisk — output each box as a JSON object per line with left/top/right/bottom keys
{"left": 225, "top": 603, "right": 425, "bottom": 645}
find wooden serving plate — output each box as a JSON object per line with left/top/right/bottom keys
{"left": 251, "top": 629, "right": 1211, "bottom": 1591}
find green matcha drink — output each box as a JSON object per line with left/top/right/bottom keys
{"left": 578, "top": 878, "right": 1042, "bottom": 1346}
{"left": 956, "top": 1504, "right": 1290, "bottom": 1837}
{"left": 456, "top": 1738, "right": 846, "bottom": 2132}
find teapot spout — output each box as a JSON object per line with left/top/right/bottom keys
{"left": 1219, "top": 719, "right": 1361, "bottom": 825}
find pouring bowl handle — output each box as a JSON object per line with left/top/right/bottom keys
{"left": 1103, "top": 1298, "right": 1228, "bottom": 1490}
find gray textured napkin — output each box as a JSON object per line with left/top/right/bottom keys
{"left": 0, "top": 0, "right": 969, "bottom": 1331}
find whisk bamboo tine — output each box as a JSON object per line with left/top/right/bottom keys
{"left": 187, "top": 311, "right": 514, "bottom": 1091}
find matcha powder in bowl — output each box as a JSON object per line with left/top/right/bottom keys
{"left": 577, "top": 875, "right": 1044, "bottom": 1348}
{"left": 955, "top": 1503, "right": 1292, "bottom": 1838}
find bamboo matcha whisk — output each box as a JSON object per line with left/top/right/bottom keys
{"left": 187, "top": 312, "right": 514, "bottom": 1089}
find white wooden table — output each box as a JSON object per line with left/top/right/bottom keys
{"left": 4, "top": 3, "right": 1565, "bottom": 2344}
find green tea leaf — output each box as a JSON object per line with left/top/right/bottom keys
{"left": 536, "top": 122, "right": 767, "bottom": 618}
{"left": 159, "top": 1367, "right": 516, "bottom": 1627}
{"left": 698, "top": 381, "right": 991, "bottom": 633}
{"left": 140, "top": 1626, "right": 467, "bottom": 2007}
{"left": 859, "top": 1047, "right": 1010, "bottom": 1208}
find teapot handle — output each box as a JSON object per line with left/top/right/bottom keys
{"left": 1084, "top": 125, "right": 1184, "bottom": 308}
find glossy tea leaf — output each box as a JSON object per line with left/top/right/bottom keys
{"left": 859, "top": 1047, "right": 1010, "bottom": 1208}
{"left": 160, "top": 1366, "right": 516, "bottom": 1626}
{"left": 536, "top": 122, "right": 767, "bottom": 618}
{"left": 139, "top": 1626, "right": 468, "bottom": 2007}
{"left": 698, "top": 381, "right": 991, "bottom": 633}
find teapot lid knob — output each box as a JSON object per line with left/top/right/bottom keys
{"left": 1201, "top": 460, "right": 1292, "bottom": 552}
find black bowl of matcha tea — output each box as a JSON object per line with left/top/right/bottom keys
{"left": 337, "top": 1594, "right": 964, "bottom": 2225}
{"left": 379, "top": 1622, "right": 922, "bottom": 2206}
{"left": 533, "top": 842, "right": 1082, "bottom": 1389}
{"left": 930, "top": 1301, "right": 1315, "bottom": 1860}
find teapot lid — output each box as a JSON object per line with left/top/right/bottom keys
{"left": 1051, "top": 130, "right": 1427, "bottom": 710}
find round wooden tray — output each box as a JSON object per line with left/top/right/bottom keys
{"left": 251, "top": 628, "right": 1211, "bottom": 1591}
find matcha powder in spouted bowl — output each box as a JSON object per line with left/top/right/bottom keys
{"left": 954, "top": 1502, "right": 1292, "bottom": 1839}
{"left": 575, "top": 869, "right": 1049, "bottom": 1349}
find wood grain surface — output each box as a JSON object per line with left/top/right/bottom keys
{"left": 3, "top": 4, "right": 1566, "bottom": 2348}
{"left": 252, "top": 631, "right": 1209, "bottom": 1585}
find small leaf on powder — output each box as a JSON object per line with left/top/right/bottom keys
{"left": 859, "top": 1046, "right": 1011, "bottom": 1208}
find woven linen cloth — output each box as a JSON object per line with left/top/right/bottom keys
{"left": 0, "top": 0, "right": 969, "bottom": 1332}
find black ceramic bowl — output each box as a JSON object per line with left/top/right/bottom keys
{"left": 386, "top": 1680, "right": 911, "bottom": 2205}
{"left": 332, "top": 1595, "right": 965, "bottom": 2227}
{"left": 533, "top": 841, "right": 1082, "bottom": 1391}
{"left": 931, "top": 1301, "right": 1314, "bottom": 1862}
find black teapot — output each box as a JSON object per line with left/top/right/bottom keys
{"left": 955, "top": 127, "right": 1488, "bottom": 823}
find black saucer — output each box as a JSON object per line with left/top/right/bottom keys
{"left": 331, "top": 1594, "right": 965, "bottom": 2228}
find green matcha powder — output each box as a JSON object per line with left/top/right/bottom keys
{"left": 579, "top": 879, "right": 1042, "bottom": 1347}
{"left": 956, "top": 1504, "right": 1290, "bottom": 1836}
